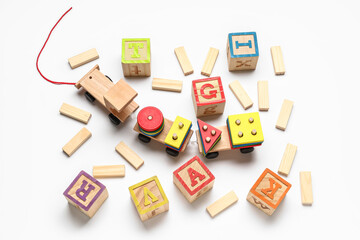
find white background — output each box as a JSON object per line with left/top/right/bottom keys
{"left": 0, "top": 0, "right": 359, "bottom": 239}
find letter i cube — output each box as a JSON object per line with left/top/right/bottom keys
{"left": 191, "top": 77, "right": 226, "bottom": 117}
{"left": 129, "top": 176, "right": 169, "bottom": 221}
{"left": 173, "top": 156, "right": 215, "bottom": 203}
{"left": 227, "top": 32, "right": 259, "bottom": 71}
{"left": 121, "top": 38, "right": 151, "bottom": 77}
{"left": 246, "top": 168, "right": 291, "bottom": 215}
{"left": 63, "top": 170, "right": 108, "bottom": 218}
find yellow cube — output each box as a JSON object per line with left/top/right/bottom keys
{"left": 164, "top": 116, "right": 192, "bottom": 151}
{"left": 227, "top": 112, "right": 264, "bottom": 148}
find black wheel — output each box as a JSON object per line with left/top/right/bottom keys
{"left": 240, "top": 147, "right": 254, "bottom": 154}
{"left": 108, "top": 113, "right": 121, "bottom": 125}
{"left": 138, "top": 134, "right": 151, "bottom": 143}
{"left": 85, "top": 91, "right": 95, "bottom": 103}
{"left": 105, "top": 75, "right": 113, "bottom": 82}
{"left": 205, "top": 152, "right": 219, "bottom": 159}
{"left": 166, "top": 147, "right": 179, "bottom": 157}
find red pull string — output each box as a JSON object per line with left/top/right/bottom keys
{"left": 36, "top": 7, "right": 75, "bottom": 85}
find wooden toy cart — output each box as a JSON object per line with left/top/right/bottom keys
{"left": 75, "top": 65, "right": 139, "bottom": 125}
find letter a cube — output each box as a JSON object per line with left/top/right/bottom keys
{"left": 63, "top": 170, "right": 108, "bottom": 218}
{"left": 129, "top": 176, "right": 169, "bottom": 221}
{"left": 191, "top": 77, "right": 226, "bottom": 117}
{"left": 121, "top": 38, "right": 151, "bottom": 77}
{"left": 227, "top": 32, "right": 259, "bottom": 71}
{"left": 173, "top": 156, "right": 215, "bottom": 203}
{"left": 246, "top": 168, "right": 291, "bottom": 215}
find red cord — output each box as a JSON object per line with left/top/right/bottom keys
{"left": 36, "top": 7, "right": 75, "bottom": 85}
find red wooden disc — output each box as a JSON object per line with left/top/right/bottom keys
{"left": 137, "top": 106, "right": 164, "bottom": 132}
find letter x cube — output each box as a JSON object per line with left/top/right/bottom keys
{"left": 173, "top": 156, "right": 215, "bottom": 203}
{"left": 246, "top": 168, "right": 291, "bottom": 215}
{"left": 191, "top": 77, "right": 226, "bottom": 117}
{"left": 63, "top": 170, "right": 108, "bottom": 218}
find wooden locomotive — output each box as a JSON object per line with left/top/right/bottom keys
{"left": 196, "top": 112, "right": 264, "bottom": 159}
{"left": 75, "top": 65, "right": 139, "bottom": 125}
{"left": 133, "top": 106, "right": 193, "bottom": 157}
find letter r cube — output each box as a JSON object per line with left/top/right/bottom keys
{"left": 246, "top": 168, "right": 291, "bottom": 215}
{"left": 63, "top": 170, "right": 108, "bottom": 218}
{"left": 173, "top": 156, "right": 215, "bottom": 203}
{"left": 191, "top": 77, "right": 226, "bottom": 117}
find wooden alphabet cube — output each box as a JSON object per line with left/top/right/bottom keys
{"left": 121, "top": 38, "right": 151, "bottom": 77}
{"left": 173, "top": 156, "right": 215, "bottom": 203}
{"left": 227, "top": 32, "right": 259, "bottom": 71}
{"left": 247, "top": 168, "right": 291, "bottom": 215}
{"left": 129, "top": 176, "right": 169, "bottom": 221}
{"left": 63, "top": 170, "right": 108, "bottom": 218}
{"left": 192, "top": 77, "right": 226, "bottom": 117}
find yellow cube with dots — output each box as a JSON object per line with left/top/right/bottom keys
{"left": 227, "top": 112, "right": 264, "bottom": 149}
{"left": 164, "top": 116, "right": 192, "bottom": 151}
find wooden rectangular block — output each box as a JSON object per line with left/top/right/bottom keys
{"left": 276, "top": 99, "right": 294, "bottom": 131}
{"left": 278, "top": 143, "right": 297, "bottom": 176}
{"left": 152, "top": 78, "right": 183, "bottom": 93}
{"left": 93, "top": 165, "right": 125, "bottom": 178}
{"left": 229, "top": 80, "right": 253, "bottom": 110}
{"left": 104, "top": 79, "right": 138, "bottom": 112}
{"left": 206, "top": 191, "right": 238, "bottom": 218}
{"left": 62, "top": 127, "right": 92, "bottom": 157}
{"left": 68, "top": 48, "right": 99, "bottom": 69}
{"left": 173, "top": 156, "right": 215, "bottom": 203}
{"left": 271, "top": 46, "right": 285, "bottom": 75}
{"left": 247, "top": 168, "right": 291, "bottom": 215}
{"left": 227, "top": 32, "right": 259, "bottom": 71}
{"left": 257, "top": 81, "right": 269, "bottom": 111}
{"left": 300, "top": 171, "right": 313, "bottom": 205}
{"left": 201, "top": 47, "right": 219, "bottom": 77}
{"left": 122, "top": 38, "right": 151, "bottom": 77}
{"left": 174, "top": 46, "right": 193, "bottom": 76}
{"left": 129, "top": 176, "right": 169, "bottom": 221}
{"left": 192, "top": 77, "right": 226, "bottom": 117}
{"left": 115, "top": 141, "right": 144, "bottom": 170}
{"left": 63, "top": 170, "right": 108, "bottom": 218}
{"left": 59, "top": 103, "right": 91, "bottom": 124}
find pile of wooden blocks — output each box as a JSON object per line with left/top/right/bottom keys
{"left": 60, "top": 31, "right": 313, "bottom": 221}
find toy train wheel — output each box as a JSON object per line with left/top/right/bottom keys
{"left": 205, "top": 152, "right": 219, "bottom": 159}
{"left": 166, "top": 147, "right": 179, "bottom": 157}
{"left": 85, "top": 92, "right": 95, "bottom": 103}
{"left": 108, "top": 113, "right": 121, "bottom": 125}
{"left": 138, "top": 134, "right": 151, "bottom": 143}
{"left": 105, "top": 75, "right": 113, "bottom": 82}
{"left": 240, "top": 147, "right": 254, "bottom": 154}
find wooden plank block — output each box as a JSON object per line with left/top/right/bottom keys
{"left": 229, "top": 80, "right": 253, "bottom": 110}
{"left": 257, "top": 81, "right": 269, "bottom": 111}
{"left": 174, "top": 46, "right": 193, "bottom": 76}
{"left": 271, "top": 46, "right": 285, "bottom": 75}
{"left": 93, "top": 165, "right": 125, "bottom": 178}
{"left": 300, "top": 171, "right": 313, "bottom": 205}
{"left": 68, "top": 48, "right": 99, "bottom": 69}
{"left": 152, "top": 78, "right": 183, "bottom": 93}
{"left": 62, "top": 127, "right": 92, "bottom": 157}
{"left": 201, "top": 47, "right": 219, "bottom": 77}
{"left": 206, "top": 191, "right": 238, "bottom": 218}
{"left": 59, "top": 103, "right": 92, "bottom": 124}
{"left": 276, "top": 99, "right": 294, "bottom": 131}
{"left": 115, "top": 141, "right": 144, "bottom": 170}
{"left": 278, "top": 144, "right": 297, "bottom": 176}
